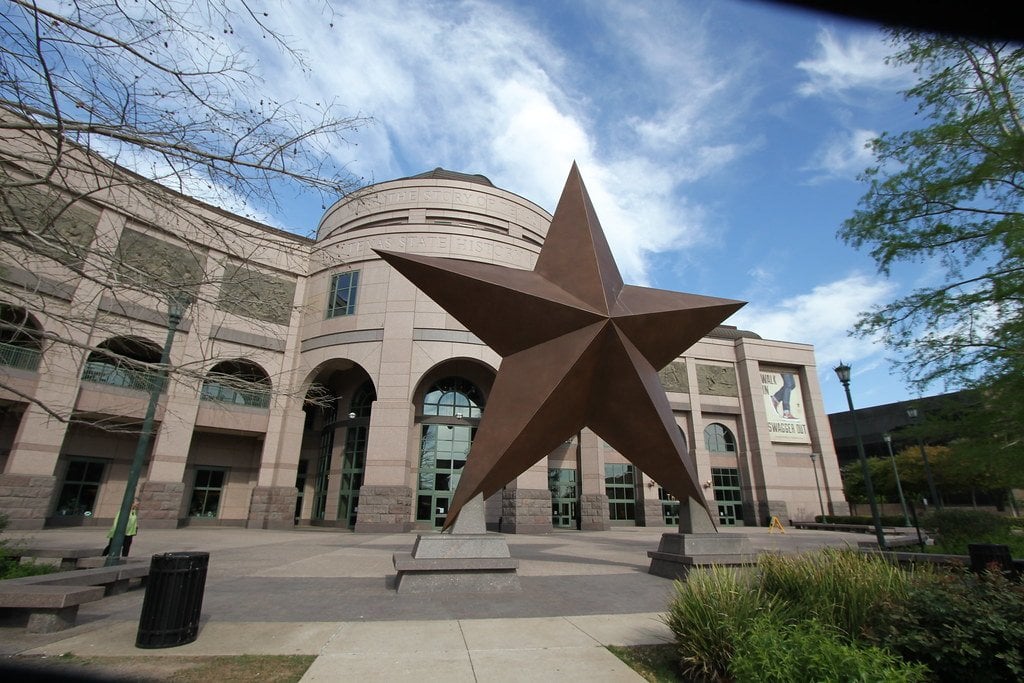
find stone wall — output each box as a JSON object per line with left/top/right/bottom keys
{"left": 579, "top": 493, "right": 610, "bottom": 530}
{"left": 0, "top": 474, "right": 57, "bottom": 529}
{"left": 353, "top": 485, "right": 412, "bottom": 532}
{"left": 139, "top": 481, "right": 185, "bottom": 529}
{"left": 500, "top": 488, "right": 551, "bottom": 534}
{"left": 247, "top": 485, "right": 297, "bottom": 529}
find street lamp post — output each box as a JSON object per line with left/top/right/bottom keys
{"left": 882, "top": 433, "right": 911, "bottom": 527}
{"left": 809, "top": 452, "right": 827, "bottom": 522}
{"left": 906, "top": 405, "right": 941, "bottom": 511}
{"left": 834, "top": 362, "right": 887, "bottom": 550}
{"left": 105, "top": 294, "right": 190, "bottom": 566}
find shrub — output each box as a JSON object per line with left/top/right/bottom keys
{"left": 814, "top": 514, "right": 912, "bottom": 526}
{"left": 920, "top": 510, "right": 1024, "bottom": 556}
{"left": 865, "top": 570, "right": 1024, "bottom": 682}
{"left": 663, "top": 565, "right": 782, "bottom": 681}
{"left": 756, "top": 548, "right": 910, "bottom": 639}
{"left": 729, "top": 615, "right": 929, "bottom": 683}
{"left": 0, "top": 512, "right": 59, "bottom": 580}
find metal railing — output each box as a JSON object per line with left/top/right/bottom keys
{"left": 200, "top": 381, "right": 271, "bottom": 409}
{"left": 0, "top": 341, "right": 42, "bottom": 371}
{"left": 81, "top": 359, "right": 165, "bottom": 393}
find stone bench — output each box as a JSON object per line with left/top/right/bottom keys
{"left": 10, "top": 547, "right": 106, "bottom": 570}
{"left": 857, "top": 535, "right": 928, "bottom": 549}
{"left": 792, "top": 522, "right": 901, "bottom": 534}
{"left": 11, "top": 562, "right": 151, "bottom": 595}
{"left": 0, "top": 561, "right": 150, "bottom": 631}
{"left": 0, "top": 584, "right": 105, "bottom": 633}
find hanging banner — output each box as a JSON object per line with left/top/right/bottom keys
{"left": 760, "top": 368, "right": 811, "bottom": 444}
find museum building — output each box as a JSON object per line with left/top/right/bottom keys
{"left": 0, "top": 142, "right": 850, "bottom": 531}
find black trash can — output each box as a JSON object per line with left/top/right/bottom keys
{"left": 136, "top": 551, "right": 209, "bottom": 648}
{"left": 968, "top": 543, "right": 1013, "bottom": 574}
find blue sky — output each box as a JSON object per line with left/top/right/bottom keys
{"left": 225, "top": 0, "right": 936, "bottom": 413}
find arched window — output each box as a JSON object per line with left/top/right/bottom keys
{"left": 201, "top": 359, "right": 272, "bottom": 408}
{"left": 422, "top": 377, "right": 484, "bottom": 418}
{"left": 0, "top": 304, "right": 43, "bottom": 371}
{"left": 81, "top": 336, "right": 162, "bottom": 392}
{"left": 417, "top": 377, "right": 484, "bottom": 528}
{"left": 704, "top": 423, "right": 736, "bottom": 453}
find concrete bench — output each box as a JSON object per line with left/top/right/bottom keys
{"left": 10, "top": 547, "right": 105, "bottom": 570}
{"left": 0, "top": 584, "right": 105, "bottom": 633}
{"left": 0, "top": 561, "right": 150, "bottom": 631}
{"left": 792, "top": 522, "right": 900, "bottom": 534}
{"left": 4, "top": 562, "right": 149, "bottom": 596}
{"left": 857, "top": 535, "right": 930, "bottom": 550}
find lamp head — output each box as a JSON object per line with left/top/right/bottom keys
{"left": 906, "top": 405, "right": 919, "bottom": 420}
{"left": 833, "top": 361, "right": 851, "bottom": 385}
{"left": 167, "top": 292, "right": 193, "bottom": 324}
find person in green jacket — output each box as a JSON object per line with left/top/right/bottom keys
{"left": 103, "top": 500, "right": 139, "bottom": 557}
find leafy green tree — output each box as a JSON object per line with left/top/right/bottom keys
{"left": 840, "top": 34, "right": 1024, "bottom": 429}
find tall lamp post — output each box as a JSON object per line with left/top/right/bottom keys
{"left": 809, "top": 452, "right": 827, "bottom": 522}
{"left": 882, "top": 433, "right": 911, "bottom": 527}
{"left": 834, "top": 362, "right": 887, "bottom": 550}
{"left": 906, "top": 405, "right": 941, "bottom": 511}
{"left": 105, "top": 294, "right": 190, "bottom": 566}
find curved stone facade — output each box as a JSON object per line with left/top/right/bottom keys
{"left": 0, "top": 147, "right": 850, "bottom": 531}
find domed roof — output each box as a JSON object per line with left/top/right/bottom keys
{"left": 708, "top": 325, "right": 762, "bottom": 340}
{"left": 403, "top": 167, "right": 495, "bottom": 187}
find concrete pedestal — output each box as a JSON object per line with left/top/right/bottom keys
{"left": 392, "top": 495, "right": 521, "bottom": 593}
{"left": 647, "top": 499, "right": 756, "bottom": 579}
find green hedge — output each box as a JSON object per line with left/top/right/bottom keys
{"left": 664, "top": 549, "right": 1024, "bottom": 682}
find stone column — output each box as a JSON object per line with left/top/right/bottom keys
{"left": 498, "top": 457, "right": 551, "bottom": 534}
{"left": 578, "top": 428, "right": 609, "bottom": 530}
{"left": 1, "top": 324, "right": 86, "bottom": 529}
{"left": 638, "top": 472, "right": 667, "bottom": 527}
{"left": 247, "top": 274, "right": 308, "bottom": 529}
{"left": 0, "top": 210, "right": 128, "bottom": 528}
{"left": 355, "top": 272, "right": 418, "bottom": 532}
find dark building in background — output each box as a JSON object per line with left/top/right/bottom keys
{"left": 828, "top": 389, "right": 980, "bottom": 466}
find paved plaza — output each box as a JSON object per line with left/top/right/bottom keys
{"left": 1, "top": 525, "right": 861, "bottom": 681}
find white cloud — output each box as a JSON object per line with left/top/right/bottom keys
{"left": 804, "top": 127, "right": 877, "bottom": 181}
{"left": 796, "top": 28, "right": 911, "bottom": 97}
{"left": 218, "top": 0, "right": 758, "bottom": 285}
{"left": 731, "top": 272, "right": 897, "bottom": 369}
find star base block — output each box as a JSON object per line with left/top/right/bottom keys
{"left": 393, "top": 534, "right": 521, "bottom": 593}
{"left": 647, "top": 532, "right": 758, "bottom": 580}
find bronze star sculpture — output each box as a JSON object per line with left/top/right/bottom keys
{"left": 376, "top": 164, "right": 744, "bottom": 531}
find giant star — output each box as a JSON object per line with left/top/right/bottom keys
{"left": 376, "top": 164, "right": 744, "bottom": 531}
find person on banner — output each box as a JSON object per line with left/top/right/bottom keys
{"left": 103, "top": 499, "right": 139, "bottom": 557}
{"left": 771, "top": 372, "right": 798, "bottom": 420}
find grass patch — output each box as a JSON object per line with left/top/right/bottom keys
{"left": 11, "top": 654, "right": 317, "bottom": 682}
{"left": 607, "top": 644, "right": 681, "bottom": 682}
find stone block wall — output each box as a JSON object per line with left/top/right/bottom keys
{"left": 0, "top": 474, "right": 57, "bottom": 529}
{"left": 354, "top": 485, "right": 412, "bottom": 532}
{"left": 500, "top": 488, "right": 552, "bottom": 534}
{"left": 139, "top": 481, "right": 185, "bottom": 529}
{"left": 247, "top": 486, "right": 297, "bottom": 529}
{"left": 579, "top": 493, "right": 610, "bottom": 530}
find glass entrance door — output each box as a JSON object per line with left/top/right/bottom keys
{"left": 548, "top": 468, "right": 578, "bottom": 528}
{"left": 712, "top": 467, "right": 743, "bottom": 526}
{"left": 416, "top": 424, "right": 473, "bottom": 528}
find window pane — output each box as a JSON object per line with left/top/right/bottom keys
{"left": 327, "top": 270, "right": 360, "bottom": 318}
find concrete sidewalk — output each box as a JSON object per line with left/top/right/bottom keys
{"left": 1, "top": 525, "right": 862, "bottom": 681}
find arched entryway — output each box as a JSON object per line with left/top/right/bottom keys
{"left": 411, "top": 360, "right": 494, "bottom": 529}
{"left": 299, "top": 360, "right": 376, "bottom": 528}
{"left": 704, "top": 422, "right": 743, "bottom": 526}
